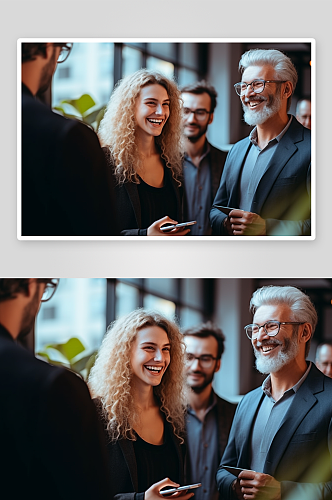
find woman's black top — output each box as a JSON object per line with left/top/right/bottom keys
{"left": 137, "top": 171, "right": 178, "bottom": 229}
{"left": 133, "top": 425, "right": 180, "bottom": 492}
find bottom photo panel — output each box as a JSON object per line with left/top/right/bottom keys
{"left": 1, "top": 278, "right": 332, "bottom": 500}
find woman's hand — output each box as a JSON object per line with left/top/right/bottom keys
{"left": 147, "top": 216, "right": 191, "bottom": 236}
{"left": 145, "top": 478, "right": 195, "bottom": 500}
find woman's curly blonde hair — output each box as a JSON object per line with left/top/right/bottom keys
{"left": 88, "top": 309, "right": 187, "bottom": 442}
{"left": 98, "top": 69, "right": 184, "bottom": 185}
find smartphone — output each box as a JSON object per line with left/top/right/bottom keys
{"left": 212, "top": 205, "right": 238, "bottom": 215}
{"left": 160, "top": 483, "right": 202, "bottom": 496}
{"left": 219, "top": 465, "right": 246, "bottom": 477}
{"left": 160, "top": 221, "right": 197, "bottom": 232}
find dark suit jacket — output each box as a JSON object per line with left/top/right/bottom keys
{"left": 103, "top": 147, "right": 183, "bottom": 236}
{"left": 22, "top": 84, "right": 118, "bottom": 236}
{"left": 94, "top": 399, "right": 185, "bottom": 500}
{"left": 210, "top": 117, "right": 311, "bottom": 236}
{"left": 216, "top": 364, "right": 332, "bottom": 500}
{"left": 0, "top": 324, "right": 111, "bottom": 500}
{"left": 185, "top": 391, "right": 237, "bottom": 496}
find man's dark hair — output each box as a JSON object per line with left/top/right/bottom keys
{"left": 0, "top": 279, "right": 58, "bottom": 302}
{"left": 22, "top": 43, "right": 70, "bottom": 63}
{"left": 183, "top": 321, "right": 225, "bottom": 359}
{"left": 180, "top": 80, "right": 218, "bottom": 113}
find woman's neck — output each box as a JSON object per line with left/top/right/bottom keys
{"left": 136, "top": 131, "right": 158, "bottom": 158}
{"left": 131, "top": 380, "right": 157, "bottom": 411}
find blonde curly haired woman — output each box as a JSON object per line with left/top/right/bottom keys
{"left": 98, "top": 69, "right": 191, "bottom": 236}
{"left": 88, "top": 309, "right": 194, "bottom": 500}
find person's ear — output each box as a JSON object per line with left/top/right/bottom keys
{"left": 214, "top": 358, "right": 221, "bottom": 373}
{"left": 300, "top": 323, "right": 312, "bottom": 344}
{"left": 208, "top": 112, "right": 214, "bottom": 125}
{"left": 283, "top": 81, "right": 293, "bottom": 99}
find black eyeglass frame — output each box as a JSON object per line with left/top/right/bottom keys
{"left": 244, "top": 320, "right": 305, "bottom": 340}
{"left": 185, "top": 353, "right": 218, "bottom": 366}
{"left": 183, "top": 107, "right": 212, "bottom": 121}
{"left": 38, "top": 278, "right": 60, "bottom": 302}
{"left": 54, "top": 43, "right": 73, "bottom": 64}
{"left": 234, "top": 79, "right": 287, "bottom": 96}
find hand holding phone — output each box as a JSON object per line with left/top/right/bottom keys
{"left": 220, "top": 465, "right": 248, "bottom": 477}
{"left": 160, "top": 483, "right": 201, "bottom": 496}
{"left": 212, "top": 205, "right": 238, "bottom": 216}
{"left": 160, "top": 221, "right": 197, "bottom": 233}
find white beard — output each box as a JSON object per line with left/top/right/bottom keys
{"left": 243, "top": 91, "right": 282, "bottom": 126}
{"left": 254, "top": 333, "right": 300, "bottom": 374}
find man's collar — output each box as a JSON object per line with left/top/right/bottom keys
{"left": 262, "top": 361, "right": 312, "bottom": 397}
{"left": 0, "top": 323, "right": 15, "bottom": 342}
{"left": 249, "top": 115, "right": 293, "bottom": 147}
{"left": 184, "top": 140, "right": 211, "bottom": 163}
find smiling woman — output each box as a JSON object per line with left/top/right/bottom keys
{"left": 88, "top": 309, "right": 191, "bottom": 500}
{"left": 98, "top": 69, "right": 189, "bottom": 236}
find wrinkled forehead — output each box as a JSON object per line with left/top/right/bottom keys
{"left": 253, "top": 303, "right": 293, "bottom": 324}
{"left": 242, "top": 64, "right": 277, "bottom": 83}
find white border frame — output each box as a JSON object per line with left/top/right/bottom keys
{"left": 17, "top": 37, "right": 316, "bottom": 241}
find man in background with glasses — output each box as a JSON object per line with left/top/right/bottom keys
{"left": 183, "top": 323, "right": 237, "bottom": 500}
{"left": 0, "top": 279, "right": 112, "bottom": 499}
{"left": 217, "top": 285, "right": 332, "bottom": 500}
{"left": 21, "top": 42, "right": 118, "bottom": 236}
{"left": 210, "top": 49, "right": 311, "bottom": 236}
{"left": 181, "top": 82, "right": 227, "bottom": 235}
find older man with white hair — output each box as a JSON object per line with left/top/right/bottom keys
{"left": 216, "top": 285, "right": 332, "bottom": 500}
{"left": 210, "top": 49, "right": 311, "bottom": 236}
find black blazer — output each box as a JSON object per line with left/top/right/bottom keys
{"left": 185, "top": 391, "right": 237, "bottom": 496}
{"left": 210, "top": 117, "right": 311, "bottom": 236}
{"left": 22, "top": 84, "right": 118, "bottom": 236}
{"left": 94, "top": 399, "right": 186, "bottom": 500}
{"left": 216, "top": 364, "right": 332, "bottom": 500}
{"left": 0, "top": 324, "right": 111, "bottom": 500}
{"left": 103, "top": 148, "right": 183, "bottom": 236}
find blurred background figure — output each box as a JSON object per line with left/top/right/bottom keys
{"left": 183, "top": 322, "right": 236, "bottom": 500}
{"left": 99, "top": 69, "right": 189, "bottom": 236}
{"left": 89, "top": 309, "right": 193, "bottom": 500}
{"left": 316, "top": 343, "right": 332, "bottom": 377}
{"left": 181, "top": 82, "right": 227, "bottom": 236}
{"left": 296, "top": 98, "right": 311, "bottom": 129}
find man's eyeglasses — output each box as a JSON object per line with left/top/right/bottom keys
{"left": 185, "top": 353, "right": 218, "bottom": 368}
{"left": 244, "top": 320, "right": 305, "bottom": 340}
{"left": 38, "top": 279, "right": 59, "bottom": 302}
{"left": 54, "top": 43, "right": 73, "bottom": 64}
{"left": 234, "top": 79, "right": 287, "bottom": 96}
{"left": 183, "top": 108, "right": 211, "bottom": 121}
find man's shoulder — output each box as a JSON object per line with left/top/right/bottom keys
{"left": 208, "top": 142, "right": 228, "bottom": 158}
{"left": 215, "top": 392, "right": 237, "bottom": 409}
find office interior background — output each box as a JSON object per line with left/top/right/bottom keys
{"left": 34, "top": 278, "right": 331, "bottom": 403}
{"left": 52, "top": 40, "right": 312, "bottom": 150}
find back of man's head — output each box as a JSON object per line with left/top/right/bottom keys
{"left": 180, "top": 81, "right": 218, "bottom": 113}
{"left": 183, "top": 321, "right": 225, "bottom": 359}
{"left": 0, "top": 279, "right": 58, "bottom": 302}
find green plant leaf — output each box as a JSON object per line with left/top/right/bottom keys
{"left": 72, "top": 94, "right": 96, "bottom": 115}
{"left": 46, "top": 338, "right": 86, "bottom": 362}
{"left": 56, "top": 102, "right": 82, "bottom": 118}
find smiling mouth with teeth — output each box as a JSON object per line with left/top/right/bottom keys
{"left": 144, "top": 365, "right": 163, "bottom": 373}
{"left": 147, "top": 118, "right": 163, "bottom": 124}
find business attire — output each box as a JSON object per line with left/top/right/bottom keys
{"left": 216, "top": 364, "right": 332, "bottom": 500}
{"left": 185, "top": 391, "right": 237, "bottom": 500}
{"left": 210, "top": 117, "right": 311, "bottom": 236}
{"left": 94, "top": 399, "right": 185, "bottom": 500}
{"left": 22, "top": 84, "right": 118, "bottom": 236}
{"left": 0, "top": 324, "right": 111, "bottom": 500}
{"left": 183, "top": 142, "right": 227, "bottom": 235}
{"left": 103, "top": 147, "right": 183, "bottom": 236}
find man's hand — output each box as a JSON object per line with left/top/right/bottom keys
{"left": 228, "top": 210, "right": 266, "bottom": 236}
{"left": 236, "top": 470, "right": 281, "bottom": 500}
